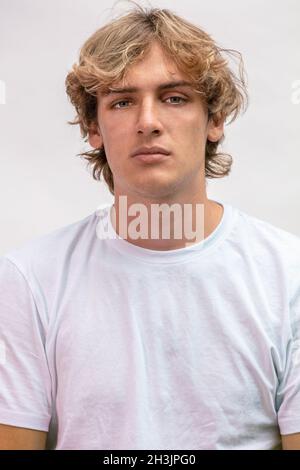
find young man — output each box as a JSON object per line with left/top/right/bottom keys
{"left": 0, "top": 5, "right": 300, "bottom": 450}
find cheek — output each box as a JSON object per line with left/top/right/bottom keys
{"left": 100, "top": 125, "right": 119, "bottom": 154}
{"left": 181, "top": 122, "right": 207, "bottom": 150}
{"left": 101, "top": 138, "right": 125, "bottom": 173}
{"left": 181, "top": 111, "right": 206, "bottom": 134}
{"left": 104, "top": 122, "right": 128, "bottom": 147}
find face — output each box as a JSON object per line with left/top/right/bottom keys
{"left": 88, "top": 41, "right": 224, "bottom": 201}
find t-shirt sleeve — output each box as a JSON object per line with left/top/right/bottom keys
{"left": 0, "top": 255, "right": 52, "bottom": 431}
{"left": 276, "top": 274, "right": 300, "bottom": 435}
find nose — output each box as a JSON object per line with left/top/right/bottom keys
{"left": 135, "top": 99, "right": 163, "bottom": 136}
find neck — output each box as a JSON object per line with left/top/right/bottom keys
{"left": 110, "top": 192, "right": 224, "bottom": 251}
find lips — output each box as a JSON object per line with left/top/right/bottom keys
{"left": 132, "top": 152, "right": 170, "bottom": 163}
{"left": 131, "top": 146, "right": 170, "bottom": 157}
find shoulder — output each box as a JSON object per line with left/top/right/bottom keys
{"left": 232, "top": 205, "right": 300, "bottom": 248}
{"left": 231, "top": 205, "right": 300, "bottom": 255}
{"left": 231, "top": 205, "right": 300, "bottom": 300}
{"left": 1, "top": 210, "right": 99, "bottom": 282}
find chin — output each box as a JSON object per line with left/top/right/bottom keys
{"left": 132, "top": 179, "right": 181, "bottom": 200}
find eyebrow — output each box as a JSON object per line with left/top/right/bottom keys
{"left": 102, "top": 80, "right": 194, "bottom": 96}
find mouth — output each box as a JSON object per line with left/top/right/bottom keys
{"left": 132, "top": 153, "right": 171, "bottom": 164}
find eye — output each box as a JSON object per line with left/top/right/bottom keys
{"left": 165, "top": 96, "right": 187, "bottom": 104}
{"left": 112, "top": 100, "right": 131, "bottom": 109}
{"left": 111, "top": 96, "right": 187, "bottom": 109}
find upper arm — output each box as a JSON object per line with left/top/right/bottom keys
{"left": 0, "top": 424, "right": 47, "bottom": 450}
{"left": 281, "top": 432, "right": 300, "bottom": 450}
{"left": 0, "top": 258, "right": 52, "bottom": 447}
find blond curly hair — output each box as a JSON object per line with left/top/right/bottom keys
{"left": 65, "top": 1, "right": 248, "bottom": 195}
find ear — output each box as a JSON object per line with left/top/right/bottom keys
{"left": 207, "top": 115, "right": 225, "bottom": 143}
{"left": 88, "top": 121, "right": 103, "bottom": 149}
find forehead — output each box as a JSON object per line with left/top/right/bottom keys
{"left": 101, "top": 42, "right": 193, "bottom": 97}
{"left": 125, "top": 41, "right": 179, "bottom": 78}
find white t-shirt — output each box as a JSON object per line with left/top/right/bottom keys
{"left": 0, "top": 200, "right": 300, "bottom": 450}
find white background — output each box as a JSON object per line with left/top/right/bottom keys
{"left": 0, "top": 0, "right": 299, "bottom": 254}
